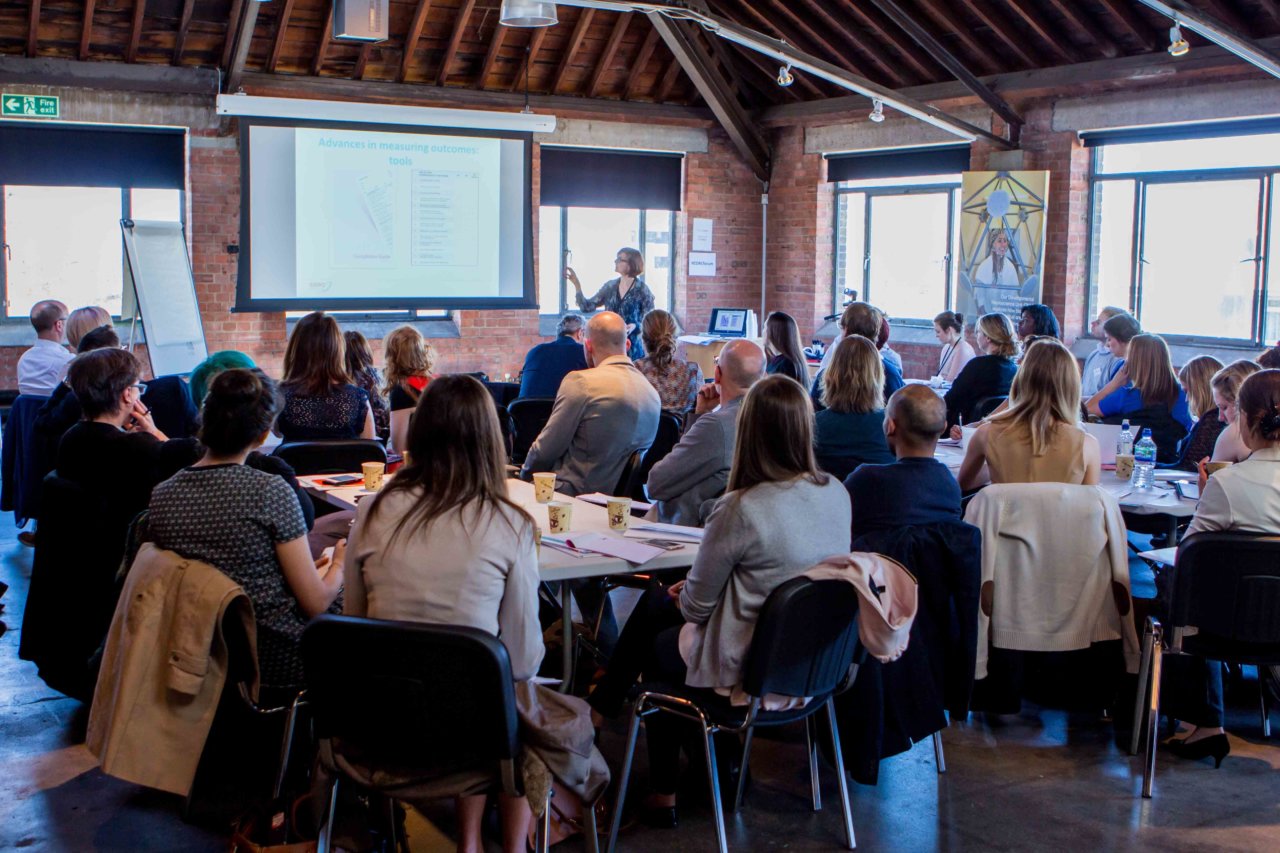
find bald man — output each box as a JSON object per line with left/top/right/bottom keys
{"left": 646, "top": 338, "right": 766, "bottom": 526}
{"left": 17, "top": 300, "right": 71, "bottom": 397}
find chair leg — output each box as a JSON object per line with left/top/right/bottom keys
{"left": 732, "top": 728, "right": 755, "bottom": 813}
{"left": 583, "top": 796, "right": 600, "bottom": 853}
{"left": 1142, "top": 625, "right": 1164, "bottom": 799}
{"left": 805, "top": 716, "right": 822, "bottom": 812}
{"left": 1131, "top": 618, "right": 1155, "bottom": 756}
{"left": 271, "top": 696, "right": 303, "bottom": 800}
{"left": 1261, "top": 677, "right": 1272, "bottom": 739}
{"left": 825, "top": 699, "right": 857, "bottom": 850}
{"left": 606, "top": 708, "right": 645, "bottom": 853}
{"left": 317, "top": 777, "right": 339, "bottom": 853}
{"left": 932, "top": 730, "right": 946, "bottom": 774}
{"left": 534, "top": 788, "right": 552, "bottom": 853}
{"left": 700, "top": 723, "right": 729, "bottom": 853}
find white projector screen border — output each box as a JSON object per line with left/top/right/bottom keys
{"left": 234, "top": 117, "right": 536, "bottom": 313}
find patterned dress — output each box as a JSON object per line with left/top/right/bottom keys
{"left": 576, "top": 277, "right": 656, "bottom": 359}
{"left": 148, "top": 464, "right": 322, "bottom": 687}
{"left": 635, "top": 356, "right": 702, "bottom": 414}
{"left": 277, "top": 383, "right": 370, "bottom": 442}
{"left": 350, "top": 367, "right": 389, "bottom": 440}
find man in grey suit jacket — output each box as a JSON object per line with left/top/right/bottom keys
{"left": 646, "top": 339, "right": 766, "bottom": 525}
{"left": 522, "top": 311, "right": 661, "bottom": 497}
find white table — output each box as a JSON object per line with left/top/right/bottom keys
{"left": 300, "top": 475, "right": 701, "bottom": 690}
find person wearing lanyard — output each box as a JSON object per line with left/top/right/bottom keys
{"left": 933, "top": 310, "right": 975, "bottom": 383}
{"left": 566, "top": 247, "right": 655, "bottom": 360}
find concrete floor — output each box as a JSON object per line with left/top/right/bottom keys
{"left": 2, "top": 513, "right": 1278, "bottom": 852}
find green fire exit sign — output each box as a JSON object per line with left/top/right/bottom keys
{"left": 2, "top": 94, "right": 59, "bottom": 118}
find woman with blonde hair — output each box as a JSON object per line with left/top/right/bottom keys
{"left": 943, "top": 312, "right": 1019, "bottom": 429}
{"left": 815, "top": 335, "right": 894, "bottom": 475}
{"left": 277, "top": 312, "right": 376, "bottom": 442}
{"left": 65, "top": 305, "right": 112, "bottom": 352}
{"left": 1208, "top": 359, "right": 1263, "bottom": 464}
{"left": 957, "top": 339, "right": 1100, "bottom": 491}
{"left": 1086, "top": 334, "right": 1190, "bottom": 463}
{"left": 1171, "top": 355, "right": 1227, "bottom": 470}
{"left": 381, "top": 325, "right": 437, "bottom": 453}
{"left": 634, "top": 309, "right": 701, "bottom": 413}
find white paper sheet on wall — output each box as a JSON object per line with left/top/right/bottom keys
{"left": 692, "top": 218, "right": 713, "bottom": 251}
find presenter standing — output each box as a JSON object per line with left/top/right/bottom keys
{"left": 567, "top": 247, "right": 655, "bottom": 359}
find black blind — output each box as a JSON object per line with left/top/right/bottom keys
{"left": 825, "top": 145, "right": 970, "bottom": 182}
{"left": 0, "top": 122, "right": 185, "bottom": 189}
{"left": 540, "top": 147, "right": 683, "bottom": 210}
{"left": 1080, "top": 118, "right": 1280, "bottom": 147}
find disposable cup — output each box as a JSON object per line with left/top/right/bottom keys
{"left": 532, "top": 472, "right": 557, "bottom": 503}
{"left": 547, "top": 501, "right": 573, "bottom": 535}
{"left": 1115, "top": 454, "right": 1135, "bottom": 481}
{"left": 607, "top": 497, "right": 632, "bottom": 532}
{"left": 362, "top": 461, "right": 386, "bottom": 491}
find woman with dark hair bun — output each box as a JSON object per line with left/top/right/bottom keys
{"left": 148, "top": 369, "right": 343, "bottom": 688}
{"left": 634, "top": 309, "right": 701, "bottom": 413}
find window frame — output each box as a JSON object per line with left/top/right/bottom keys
{"left": 0, "top": 184, "right": 187, "bottom": 323}
{"left": 1087, "top": 151, "right": 1278, "bottom": 348}
{"left": 831, "top": 178, "right": 961, "bottom": 325}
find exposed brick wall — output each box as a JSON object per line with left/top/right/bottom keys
{"left": 765, "top": 125, "right": 831, "bottom": 338}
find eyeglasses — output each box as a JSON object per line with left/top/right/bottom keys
{"left": 132, "top": 383, "right": 148, "bottom": 395}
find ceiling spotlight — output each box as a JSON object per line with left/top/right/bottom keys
{"left": 1168, "top": 24, "right": 1190, "bottom": 57}
{"left": 776, "top": 64, "right": 794, "bottom": 87}
{"left": 869, "top": 99, "right": 885, "bottom": 123}
{"left": 499, "top": 0, "right": 557, "bottom": 28}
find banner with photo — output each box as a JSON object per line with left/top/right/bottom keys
{"left": 957, "top": 170, "right": 1049, "bottom": 323}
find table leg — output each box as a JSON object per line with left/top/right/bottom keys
{"left": 1167, "top": 514, "right": 1179, "bottom": 546}
{"left": 560, "top": 583, "right": 573, "bottom": 694}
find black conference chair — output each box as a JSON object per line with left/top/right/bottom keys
{"left": 607, "top": 578, "right": 861, "bottom": 853}
{"left": 272, "top": 439, "right": 386, "bottom": 476}
{"left": 815, "top": 454, "right": 861, "bottom": 482}
{"left": 1131, "top": 532, "right": 1280, "bottom": 798}
{"left": 626, "top": 411, "right": 684, "bottom": 502}
{"left": 969, "top": 394, "right": 1007, "bottom": 422}
{"left": 302, "top": 615, "right": 582, "bottom": 853}
{"left": 509, "top": 398, "right": 556, "bottom": 465}
{"left": 494, "top": 402, "right": 515, "bottom": 461}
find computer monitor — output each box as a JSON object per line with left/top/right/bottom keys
{"left": 708, "top": 308, "right": 749, "bottom": 337}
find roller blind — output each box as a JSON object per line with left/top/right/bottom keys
{"left": 1080, "top": 117, "right": 1280, "bottom": 147}
{"left": 540, "top": 146, "right": 683, "bottom": 210}
{"left": 825, "top": 145, "right": 969, "bottom": 182}
{"left": 0, "top": 122, "right": 185, "bottom": 189}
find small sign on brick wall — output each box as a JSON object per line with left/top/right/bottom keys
{"left": 2, "top": 94, "right": 59, "bottom": 118}
{"left": 688, "top": 252, "right": 716, "bottom": 277}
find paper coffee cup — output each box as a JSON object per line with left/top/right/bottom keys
{"left": 547, "top": 501, "right": 573, "bottom": 534}
{"left": 1115, "top": 453, "right": 1135, "bottom": 480}
{"left": 959, "top": 425, "right": 978, "bottom": 450}
{"left": 362, "top": 461, "right": 385, "bottom": 491}
{"left": 532, "top": 472, "right": 557, "bottom": 503}
{"left": 607, "top": 497, "right": 632, "bottom": 532}
{"left": 1204, "top": 461, "right": 1233, "bottom": 476}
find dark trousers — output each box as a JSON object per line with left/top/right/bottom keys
{"left": 1161, "top": 655, "right": 1225, "bottom": 728}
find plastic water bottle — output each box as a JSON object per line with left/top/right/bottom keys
{"left": 1132, "top": 428, "right": 1157, "bottom": 489}
{"left": 1117, "top": 419, "right": 1134, "bottom": 458}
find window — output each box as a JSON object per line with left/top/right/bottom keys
{"left": 833, "top": 174, "right": 961, "bottom": 321}
{"left": 1, "top": 185, "right": 182, "bottom": 319}
{"left": 1087, "top": 130, "right": 1280, "bottom": 344}
{"left": 537, "top": 206, "right": 676, "bottom": 316}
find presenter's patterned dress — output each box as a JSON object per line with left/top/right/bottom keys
{"left": 576, "top": 277, "right": 656, "bottom": 359}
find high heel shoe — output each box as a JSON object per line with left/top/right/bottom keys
{"left": 1168, "top": 733, "right": 1230, "bottom": 768}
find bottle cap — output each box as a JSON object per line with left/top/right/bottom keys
{"left": 1141, "top": 428, "right": 1152, "bottom": 436}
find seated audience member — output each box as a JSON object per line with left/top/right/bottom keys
{"left": 763, "top": 310, "right": 808, "bottom": 385}
{"left": 1162, "top": 369, "right": 1280, "bottom": 767}
{"left": 1018, "top": 303, "right": 1061, "bottom": 340}
{"left": 588, "top": 375, "right": 850, "bottom": 822}
{"left": 957, "top": 339, "right": 1100, "bottom": 492}
{"left": 517, "top": 313, "right": 588, "bottom": 398}
{"left": 646, "top": 339, "right": 765, "bottom": 526}
{"left": 934, "top": 311, "right": 975, "bottom": 383}
{"left": 815, "top": 336, "right": 895, "bottom": 475}
{"left": 1080, "top": 306, "right": 1127, "bottom": 397}
{"left": 1086, "top": 334, "right": 1191, "bottom": 463}
{"left": 189, "top": 350, "right": 256, "bottom": 409}
{"left": 344, "top": 330, "right": 389, "bottom": 440}
{"left": 1209, "top": 359, "right": 1263, "bottom": 464}
{"left": 1258, "top": 344, "right": 1280, "bottom": 369}
{"left": 149, "top": 369, "right": 341, "bottom": 689}
{"left": 381, "top": 325, "right": 436, "bottom": 454}
{"left": 345, "top": 374, "right": 604, "bottom": 851}
{"left": 1095, "top": 312, "right": 1142, "bottom": 387}
{"left": 276, "top": 312, "right": 376, "bottom": 442}
{"left": 65, "top": 306, "right": 111, "bottom": 352}
{"left": 845, "top": 385, "right": 961, "bottom": 540}
{"left": 943, "top": 313, "right": 1019, "bottom": 429}
{"left": 18, "top": 300, "right": 71, "bottom": 397}
{"left": 878, "top": 315, "right": 903, "bottom": 374}
{"left": 34, "top": 325, "right": 122, "bottom": 477}
{"left": 1173, "top": 355, "right": 1227, "bottom": 470}
{"left": 634, "top": 309, "right": 702, "bottom": 414}
{"left": 811, "top": 302, "right": 904, "bottom": 406}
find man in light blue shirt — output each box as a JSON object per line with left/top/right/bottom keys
{"left": 1080, "top": 305, "right": 1125, "bottom": 398}
{"left": 17, "top": 300, "right": 71, "bottom": 397}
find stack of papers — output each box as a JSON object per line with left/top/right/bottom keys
{"left": 576, "top": 493, "right": 654, "bottom": 512}
{"left": 562, "top": 532, "right": 666, "bottom": 564}
{"left": 626, "top": 522, "right": 704, "bottom": 542}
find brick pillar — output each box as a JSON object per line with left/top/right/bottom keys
{"left": 765, "top": 125, "right": 830, "bottom": 339}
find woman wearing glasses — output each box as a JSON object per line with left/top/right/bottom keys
{"left": 566, "top": 246, "right": 656, "bottom": 359}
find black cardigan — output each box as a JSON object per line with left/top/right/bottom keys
{"left": 943, "top": 354, "right": 1017, "bottom": 428}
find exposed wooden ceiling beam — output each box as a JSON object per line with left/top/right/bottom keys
{"left": 79, "top": 0, "right": 97, "bottom": 61}
{"left": 588, "top": 13, "right": 632, "bottom": 97}
{"left": 0, "top": 55, "right": 218, "bottom": 95}
{"left": 1039, "top": 0, "right": 1121, "bottom": 59}
{"left": 266, "top": 0, "right": 296, "bottom": 73}
{"left": 650, "top": 13, "right": 769, "bottom": 181}
{"left": 624, "top": 26, "right": 661, "bottom": 99}
{"left": 708, "top": 0, "right": 867, "bottom": 80}
{"left": 126, "top": 0, "right": 147, "bottom": 63}
{"left": 478, "top": 12, "right": 508, "bottom": 88}
{"left": 224, "top": 0, "right": 260, "bottom": 92}
{"left": 398, "top": 0, "right": 434, "bottom": 84}
{"left": 821, "top": 0, "right": 940, "bottom": 82}
{"left": 312, "top": 2, "right": 333, "bottom": 76}
{"left": 997, "top": 0, "right": 1081, "bottom": 65}
{"left": 552, "top": 8, "right": 595, "bottom": 94}
{"left": 733, "top": 45, "right": 807, "bottom": 101}
{"left": 220, "top": 0, "right": 244, "bottom": 69}
{"left": 172, "top": 0, "right": 195, "bottom": 66}
{"left": 964, "top": 0, "right": 1042, "bottom": 69}
{"left": 767, "top": 0, "right": 906, "bottom": 88}
{"left": 436, "top": 0, "right": 477, "bottom": 86}
{"left": 353, "top": 43, "right": 373, "bottom": 79}
{"left": 1198, "top": 0, "right": 1252, "bottom": 36}
{"left": 1255, "top": 0, "right": 1280, "bottom": 28}
{"left": 27, "top": 0, "right": 41, "bottom": 57}
{"left": 1135, "top": 0, "right": 1280, "bottom": 79}
{"left": 655, "top": 57, "right": 682, "bottom": 102}
{"left": 870, "top": 0, "right": 1023, "bottom": 133}
{"left": 509, "top": 27, "right": 548, "bottom": 91}
{"left": 1093, "top": 0, "right": 1157, "bottom": 52}
{"left": 910, "top": 0, "right": 1003, "bottom": 75}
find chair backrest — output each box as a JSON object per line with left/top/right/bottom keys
{"left": 627, "top": 411, "right": 684, "bottom": 501}
{"left": 508, "top": 397, "right": 556, "bottom": 465}
{"left": 272, "top": 439, "right": 387, "bottom": 476}
{"left": 494, "top": 402, "right": 515, "bottom": 460}
{"left": 1099, "top": 403, "right": 1187, "bottom": 464}
{"left": 815, "top": 453, "right": 860, "bottom": 483}
{"left": 1172, "top": 533, "right": 1280, "bottom": 646}
{"left": 301, "top": 615, "right": 519, "bottom": 768}
{"left": 742, "top": 578, "right": 860, "bottom": 700}
{"left": 613, "top": 449, "right": 644, "bottom": 498}
{"left": 970, "top": 395, "right": 1007, "bottom": 422}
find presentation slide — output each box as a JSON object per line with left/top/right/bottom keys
{"left": 239, "top": 122, "right": 532, "bottom": 311}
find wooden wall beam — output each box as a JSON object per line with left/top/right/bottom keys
{"left": 552, "top": 8, "right": 596, "bottom": 94}
{"left": 478, "top": 14, "right": 508, "bottom": 88}
{"left": 311, "top": 2, "right": 333, "bottom": 76}
{"left": 588, "top": 13, "right": 631, "bottom": 97}
{"left": 27, "top": 0, "right": 42, "bottom": 57}
{"left": 624, "top": 26, "right": 660, "bottom": 99}
{"left": 436, "top": 0, "right": 477, "bottom": 86}
{"left": 79, "top": 0, "right": 97, "bottom": 61}
{"left": 224, "top": 0, "right": 260, "bottom": 92}
{"left": 398, "top": 0, "right": 435, "bottom": 84}
{"left": 266, "top": 0, "right": 296, "bottom": 73}
{"left": 172, "top": 0, "right": 195, "bottom": 66}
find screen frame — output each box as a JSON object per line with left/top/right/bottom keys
{"left": 708, "top": 308, "right": 749, "bottom": 337}
{"left": 234, "top": 117, "right": 536, "bottom": 313}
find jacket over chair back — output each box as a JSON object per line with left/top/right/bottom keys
{"left": 272, "top": 439, "right": 387, "bottom": 476}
